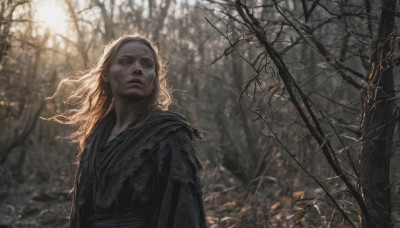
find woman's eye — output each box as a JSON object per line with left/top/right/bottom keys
{"left": 141, "top": 59, "right": 154, "bottom": 68}
{"left": 118, "top": 59, "right": 131, "bottom": 65}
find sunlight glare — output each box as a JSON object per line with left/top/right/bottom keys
{"left": 34, "top": 1, "right": 69, "bottom": 35}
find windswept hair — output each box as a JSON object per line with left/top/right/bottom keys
{"left": 52, "top": 33, "right": 172, "bottom": 161}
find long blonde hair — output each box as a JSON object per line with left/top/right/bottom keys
{"left": 52, "top": 34, "right": 172, "bottom": 161}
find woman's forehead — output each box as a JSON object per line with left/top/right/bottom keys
{"left": 116, "top": 41, "right": 155, "bottom": 59}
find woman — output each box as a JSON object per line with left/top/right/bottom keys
{"left": 54, "top": 34, "right": 206, "bottom": 227}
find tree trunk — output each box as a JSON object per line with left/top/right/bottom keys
{"left": 93, "top": 0, "right": 115, "bottom": 42}
{"left": 360, "top": 0, "right": 396, "bottom": 227}
{"left": 152, "top": 0, "right": 171, "bottom": 43}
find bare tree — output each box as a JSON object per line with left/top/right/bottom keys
{"left": 206, "top": 0, "right": 399, "bottom": 226}
{"left": 0, "top": 1, "right": 58, "bottom": 184}
{"left": 360, "top": 0, "right": 396, "bottom": 226}
{"left": 0, "top": 0, "right": 44, "bottom": 166}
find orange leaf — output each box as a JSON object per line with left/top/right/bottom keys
{"left": 273, "top": 212, "right": 284, "bottom": 220}
{"left": 271, "top": 202, "right": 281, "bottom": 210}
{"left": 293, "top": 191, "right": 304, "bottom": 200}
{"left": 206, "top": 216, "right": 218, "bottom": 224}
{"left": 294, "top": 206, "right": 303, "bottom": 211}
{"left": 220, "top": 216, "right": 235, "bottom": 222}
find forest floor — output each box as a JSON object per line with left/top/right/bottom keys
{"left": 0, "top": 165, "right": 245, "bottom": 228}
{"left": 0, "top": 163, "right": 359, "bottom": 228}
{"left": 0, "top": 182, "right": 70, "bottom": 228}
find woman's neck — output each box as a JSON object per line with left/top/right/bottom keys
{"left": 109, "top": 99, "right": 144, "bottom": 141}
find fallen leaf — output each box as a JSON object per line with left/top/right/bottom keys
{"left": 270, "top": 202, "right": 281, "bottom": 210}
{"left": 293, "top": 191, "right": 304, "bottom": 200}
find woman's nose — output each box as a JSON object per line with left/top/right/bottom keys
{"left": 130, "top": 62, "right": 142, "bottom": 75}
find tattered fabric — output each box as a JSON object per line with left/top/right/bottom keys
{"left": 69, "top": 110, "right": 207, "bottom": 228}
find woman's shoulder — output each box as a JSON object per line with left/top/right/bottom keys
{"left": 147, "top": 109, "right": 200, "bottom": 139}
{"left": 150, "top": 109, "right": 187, "bottom": 122}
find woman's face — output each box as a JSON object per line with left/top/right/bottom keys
{"left": 108, "top": 41, "right": 157, "bottom": 102}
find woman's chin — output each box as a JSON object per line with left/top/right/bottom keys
{"left": 115, "top": 92, "right": 151, "bottom": 102}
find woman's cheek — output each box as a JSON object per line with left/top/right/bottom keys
{"left": 115, "top": 70, "right": 125, "bottom": 86}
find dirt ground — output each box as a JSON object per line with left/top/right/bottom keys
{"left": 0, "top": 164, "right": 250, "bottom": 228}
{"left": 0, "top": 164, "right": 284, "bottom": 228}
{"left": 1, "top": 162, "right": 373, "bottom": 228}
{"left": 0, "top": 181, "right": 70, "bottom": 228}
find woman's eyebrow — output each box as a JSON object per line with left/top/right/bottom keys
{"left": 119, "top": 54, "right": 154, "bottom": 60}
{"left": 119, "top": 54, "right": 134, "bottom": 58}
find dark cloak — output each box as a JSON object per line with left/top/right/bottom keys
{"left": 69, "top": 110, "right": 207, "bottom": 228}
